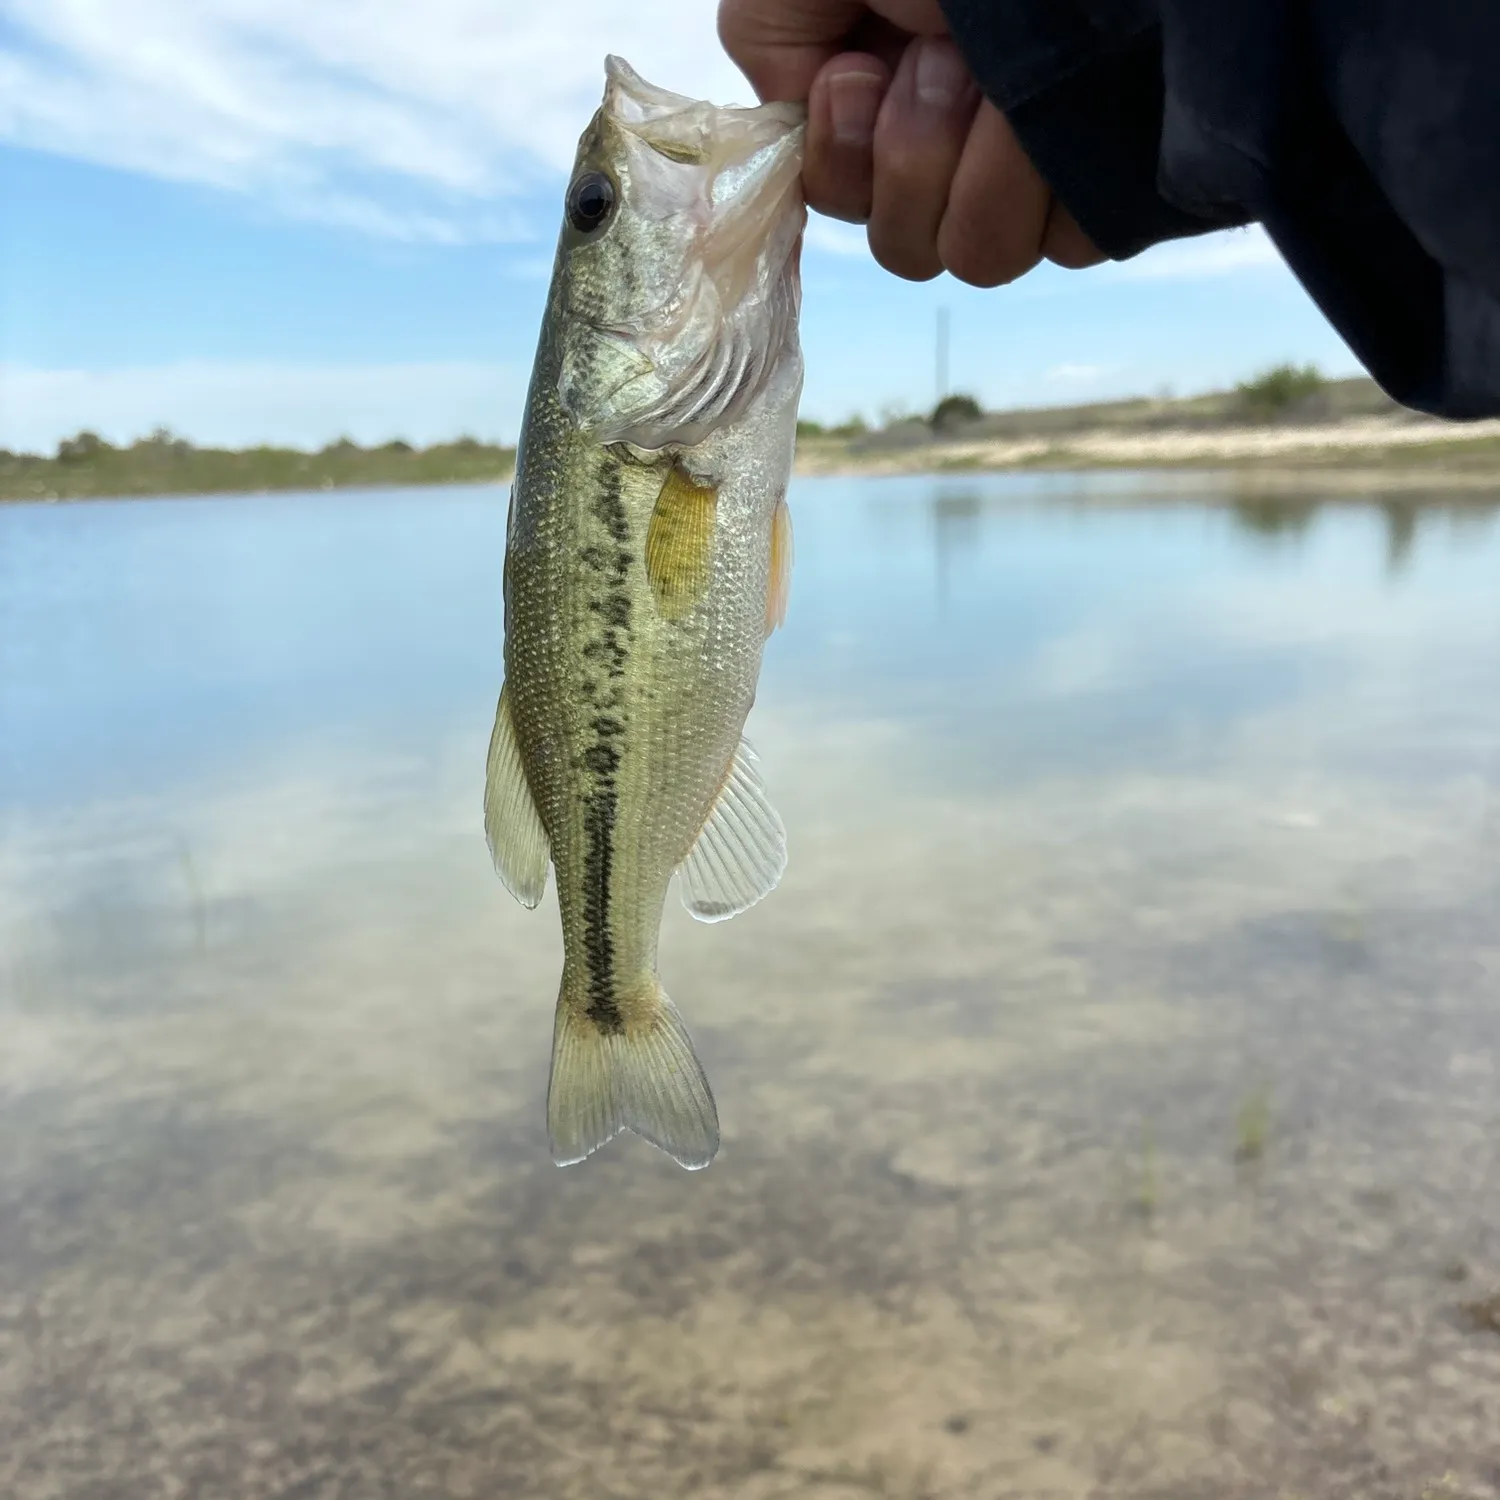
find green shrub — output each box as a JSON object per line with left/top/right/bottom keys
{"left": 803, "top": 415, "right": 869, "bottom": 439}
{"left": 930, "top": 393, "right": 983, "bottom": 430}
{"left": 56, "top": 431, "right": 112, "bottom": 462}
{"left": 1236, "top": 363, "right": 1325, "bottom": 419}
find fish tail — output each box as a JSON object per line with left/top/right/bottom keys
{"left": 547, "top": 973, "right": 719, "bottom": 1171}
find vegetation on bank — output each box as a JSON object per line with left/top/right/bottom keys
{"left": 1235, "top": 362, "right": 1326, "bottom": 419}
{"left": 930, "top": 393, "right": 985, "bottom": 431}
{"left": 7, "top": 366, "right": 1497, "bottom": 502}
{"left": 797, "top": 364, "right": 1349, "bottom": 446}
{"left": 0, "top": 429, "right": 516, "bottom": 501}
{"left": 795, "top": 415, "right": 868, "bottom": 440}
{"left": 793, "top": 369, "right": 1500, "bottom": 483}
{"left": 797, "top": 364, "right": 1365, "bottom": 447}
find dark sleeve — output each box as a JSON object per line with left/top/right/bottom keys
{"left": 938, "top": 0, "right": 1500, "bottom": 420}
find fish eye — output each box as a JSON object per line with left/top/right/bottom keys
{"left": 566, "top": 170, "right": 617, "bottom": 236}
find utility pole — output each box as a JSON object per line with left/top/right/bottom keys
{"left": 935, "top": 306, "right": 950, "bottom": 407}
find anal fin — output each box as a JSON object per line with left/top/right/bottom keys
{"left": 483, "top": 683, "right": 550, "bottom": 907}
{"left": 678, "top": 736, "right": 787, "bottom": 922}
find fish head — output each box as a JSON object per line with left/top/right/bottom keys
{"left": 555, "top": 56, "right": 805, "bottom": 449}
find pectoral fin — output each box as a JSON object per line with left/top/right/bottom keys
{"left": 765, "top": 494, "right": 793, "bottom": 635}
{"left": 678, "top": 736, "right": 787, "bottom": 922}
{"left": 483, "top": 684, "right": 550, "bottom": 908}
{"left": 646, "top": 466, "right": 717, "bottom": 620}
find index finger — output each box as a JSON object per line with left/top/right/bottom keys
{"left": 718, "top": 0, "right": 947, "bottom": 102}
{"left": 717, "top": 0, "right": 870, "bottom": 102}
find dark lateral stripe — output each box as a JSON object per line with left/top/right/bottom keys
{"left": 581, "top": 783, "right": 622, "bottom": 1033}
{"left": 577, "top": 459, "right": 632, "bottom": 1035}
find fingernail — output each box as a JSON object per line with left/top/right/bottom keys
{"left": 914, "top": 38, "right": 969, "bottom": 108}
{"left": 829, "top": 71, "right": 883, "bottom": 147}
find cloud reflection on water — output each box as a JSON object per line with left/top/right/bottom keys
{"left": 2, "top": 477, "right": 1498, "bottom": 1497}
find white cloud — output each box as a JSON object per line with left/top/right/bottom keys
{"left": 1044, "top": 362, "right": 1112, "bottom": 384}
{"left": 0, "top": 359, "right": 527, "bottom": 451}
{"left": 0, "top": 0, "right": 750, "bottom": 240}
{"left": 0, "top": 2, "right": 1302, "bottom": 278}
{"left": 1111, "top": 224, "right": 1284, "bottom": 280}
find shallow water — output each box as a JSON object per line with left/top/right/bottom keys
{"left": 2, "top": 476, "right": 1499, "bottom": 1499}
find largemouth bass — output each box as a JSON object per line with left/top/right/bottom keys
{"left": 484, "top": 57, "right": 805, "bottom": 1171}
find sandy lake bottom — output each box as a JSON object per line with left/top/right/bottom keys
{"left": 2, "top": 474, "right": 1499, "bottom": 1499}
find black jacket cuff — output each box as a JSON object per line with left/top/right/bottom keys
{"left": 939, "top": 13, "right": 1244, "bottom": 258}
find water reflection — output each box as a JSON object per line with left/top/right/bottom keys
{"left": 1227, "top": 487, "right": 1500, "bottom": 576}
{"left": 1229, "top": 492, "right": 1320, "bottom": 542}
{"left": 2, "top": 477, "right": 1499, "bottom": 1498}
{"left": 929, "top": 489, "right": 982, "bottom": 616}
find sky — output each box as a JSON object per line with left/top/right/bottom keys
{"left": 0, "top": 0, "right": 1365, "bottom": 454}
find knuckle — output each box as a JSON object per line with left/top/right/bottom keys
{"left": 871, "top": 138, "right": 925, "bottom": 180}
{"left": 869, "top": 226, "right": 941, "bottom": 282}
{"left": 865, "top": 144, "right": 951, "bottom": 281}
{"left": 804, "top": 161, "right": 871, "bottom": 226}
{"left": 938, "top": 219, "right": 1032, "bottom": 288}
{"left": 935, "top": 231, "right": 995, "bottom": 287}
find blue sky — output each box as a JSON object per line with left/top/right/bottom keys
{"left": 0, "top": 0, "right": 1363, "bottom": 453}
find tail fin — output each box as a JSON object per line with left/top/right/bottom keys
{"left": 547, "top": 979, "right": 719, "bottom": 1171}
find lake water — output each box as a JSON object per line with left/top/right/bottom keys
{"left": 2, "top": 476, "right": 1498, "bottom": 1499}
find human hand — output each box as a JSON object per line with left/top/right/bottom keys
{"left": 717, "top": 0, "right": 1105, "bottom": 285}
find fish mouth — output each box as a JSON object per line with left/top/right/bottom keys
{"left": 558, "top": 59, "right": 806, "bottom": 449}
{"left": 604, "top": 54, "right": 806, "bottom": 320}
{"left": 603, "top": 55, "right": 804, "bottom": 144}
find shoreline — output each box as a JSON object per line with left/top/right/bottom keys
{"left": 793, "top": 412, "right": 1500, "bottom": 491}
{"left": 6, "top": 415, "right": 1500, "bottom": 505}
{"left": 6, "top": 457, "right": 1498, "bottom": 506}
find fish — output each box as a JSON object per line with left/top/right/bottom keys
{"left": 483, "top": 56, "right": 805, "bottom": 1171}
